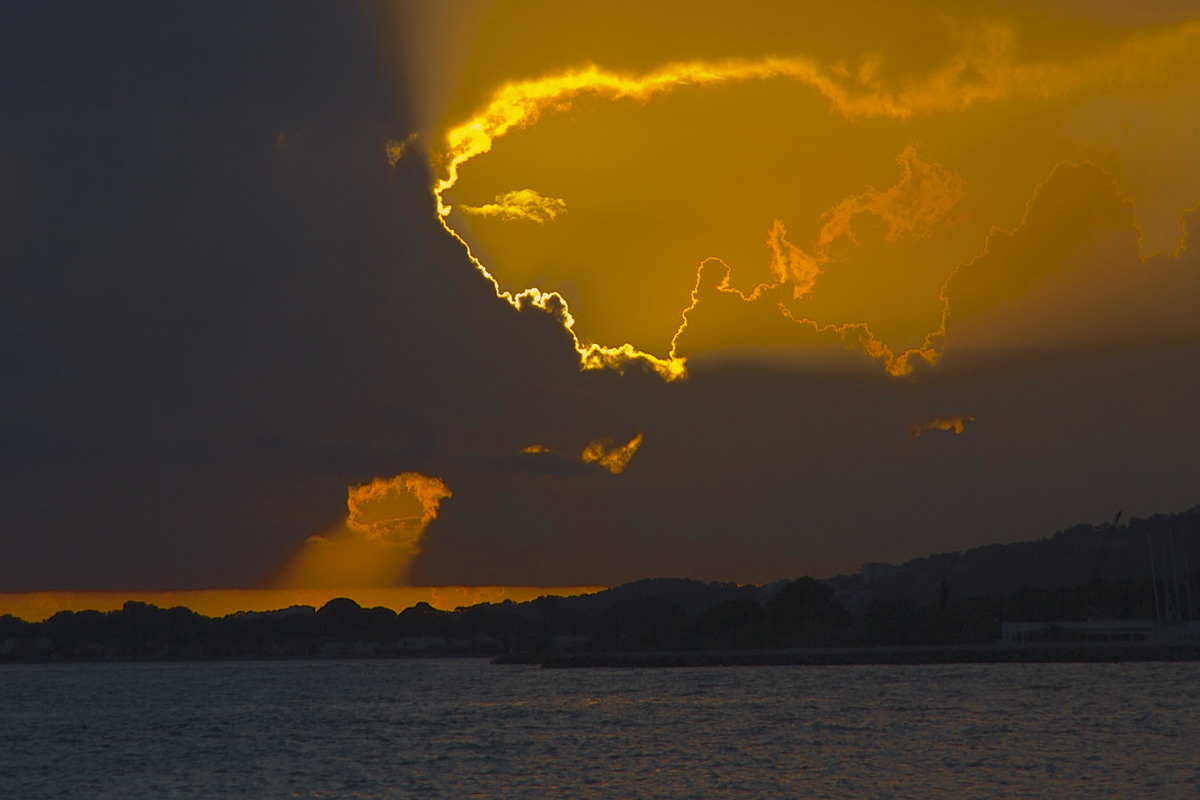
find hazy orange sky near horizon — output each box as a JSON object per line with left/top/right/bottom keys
{"left": 0, "top": 586, "right": 606, "bottom": 624}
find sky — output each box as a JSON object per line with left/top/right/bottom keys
{"left": 2, "top": 0, "right": 1200, "bottom": 597}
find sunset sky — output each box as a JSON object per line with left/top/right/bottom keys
{"left": 3, "top": 1, "right": 1200, "bottom": 608}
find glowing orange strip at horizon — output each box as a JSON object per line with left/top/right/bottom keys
{"left": 0, "top": 586, "right": 606, "bottom": 623}
{"left": 430, "top": 22, "right": 1200, "bottom": 380}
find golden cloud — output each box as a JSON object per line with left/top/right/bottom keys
{"left": 268, "top": 473, "right": 452, "bottom": 589}
{"left": 580, "top": 433, "right": 644, "bottom": 474}
{"left": 417, "top": 4, "right": 1200, "bottom": 381}
{"left": 459, "top": 189, "right": 568, "bottom": 223}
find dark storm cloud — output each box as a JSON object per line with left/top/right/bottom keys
{"left": 0, "top": 1, "right": 582, "bottom": 589}
{"left": 413, "top": 344, "right": 1200, "bottom": 586}
{"left": 3, "top": 2, "right": 1199, "bottom": 592}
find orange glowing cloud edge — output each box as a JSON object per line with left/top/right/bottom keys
{"left": 520, "top": 433, "right": 645, "bottom": 474}
{"left": 269, "top": 473, "right": 454, "bottom": 590}
{"left": 670, "top": 144, "right": 970, "bottom": 377}
{"left": 344, "top": 472, "right": 451, "bottom": 546}
{"left": 429, "top": 21, "right": 1200, "bottom": 381}
{"left": 580, "top": 432, "right": 644, "bottom": 474}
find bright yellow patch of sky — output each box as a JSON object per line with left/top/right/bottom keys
{"left": 424, "top": 0, "right": 1200, "bottom": 376}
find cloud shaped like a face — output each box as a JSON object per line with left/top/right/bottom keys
{"left": 419, "top": 0, "right": 1200, "bottom": 379}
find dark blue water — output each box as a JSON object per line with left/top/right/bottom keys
{"left": 1, "top": 660, "right": 1197, "bottom": 798}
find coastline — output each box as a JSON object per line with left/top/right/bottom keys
{"left": 517, "top": 643, "right": 1200, "bottom": 668}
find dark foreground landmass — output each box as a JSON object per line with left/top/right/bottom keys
{"left": 3, "top": 506, "right": 1199, "bottom": 664}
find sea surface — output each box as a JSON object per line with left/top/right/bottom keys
{"left": 1, "top": 659, "right": 1197, "bottom": 799}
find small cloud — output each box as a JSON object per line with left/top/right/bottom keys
{"left": 344, "top": 473, "right": 450, "bottom": 548}
{"left": 910, "top": 415, "right": 974, "bottom": 437}
{"left": 766, "top": 219, "right": 822, "bottom": 300}
{"left": 459, "top": 189, "right": 568, "bottom": 223}
{"left": 817, "top": 144, "right": 967, "bottom": 250}
{"left": 386, "top": 133, "right": 419, "bottom": 168}
{"left": 765, "top": 145, "right": 965, "bottom": 301}
{"left": 580, "top": 433, "right": 644, "bottom": 474}
{"left": 268, "top": 473, "right": 451, "bottom": 588}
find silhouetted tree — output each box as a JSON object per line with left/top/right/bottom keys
{"left": 698, "top": 599, "right": 768, "bottom": 649}
{"left": 767, "top": 577, "right": 851, "bottom": 646}
{"left": 597, "top": 597, "right": 695, "bottom": 651}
